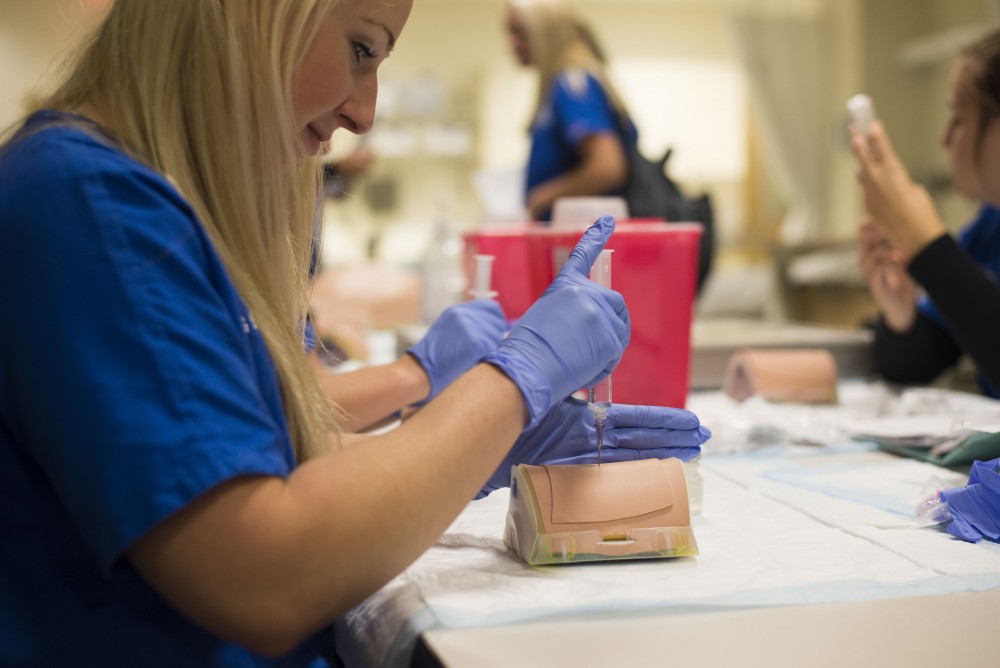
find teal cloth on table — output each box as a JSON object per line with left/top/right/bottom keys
{"left": 875, "top": 431, "right": 1000, "bottom": 467}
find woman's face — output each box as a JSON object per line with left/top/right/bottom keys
{"left": 505, "top": 6, "right": 532, "bottom": 67}
{"left": 292, "top": 0, "right": 413, "bottom": 156}
{"left": 941, "top": 57, "right": 1000, "bottom": 204}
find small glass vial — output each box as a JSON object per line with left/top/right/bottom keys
{"left": 683, "top": 455, "right": 703, "bottom": 516}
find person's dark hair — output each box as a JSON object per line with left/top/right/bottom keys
{"left": 962, "top": 28, "right": 1000, "bottom": 153}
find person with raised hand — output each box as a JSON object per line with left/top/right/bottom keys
{"left": 852, "top": 28, "right": 1000, "bottom": 396}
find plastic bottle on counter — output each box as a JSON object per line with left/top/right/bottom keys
{"left": 420, "top": 196, "right": 466, "bottom": 324}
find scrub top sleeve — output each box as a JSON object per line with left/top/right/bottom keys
{"left": 1, "top": 132, "right": 292, "bottom": 572}
{"left": 551, "top": 72, "right": 620, "bottom": 148}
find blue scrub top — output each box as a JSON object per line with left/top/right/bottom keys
{"left": 0, "top": 112, "right": 328, "bottom": 666}
{"left": 526, "top": 69, "right": 637, "bottom": 221}
{"left": 918, "top": 204, "right": 1000, "bottom": 397}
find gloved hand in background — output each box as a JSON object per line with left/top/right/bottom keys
{"left": 408, "top": 299, "right": 506, "bottom": 406}
{"left": 483, "top": 216, "right": 628, "bottom": 428}
{"left": 940, "top": 457, "right": 1000, "bottom": 543}
{"left": 478, "top": 398, "right": 711, "bottom": 497}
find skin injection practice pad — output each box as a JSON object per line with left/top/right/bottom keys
{"left": 504, "top": 458, "right": 698, "bottom": 565}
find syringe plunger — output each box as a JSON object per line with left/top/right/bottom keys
{"left": 469, "top": 254, "right": 498, "bottom": 300}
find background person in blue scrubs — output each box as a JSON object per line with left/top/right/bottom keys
{"left": 0, "top": 1, "right": 709, "bottom": 665}
{"left": 854, "top": 28, "right": 1000, "bottom": 398}
{"left": 504, "top": 0, "right": 637, "bottom": 221}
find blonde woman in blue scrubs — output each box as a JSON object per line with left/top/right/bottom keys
{"left": 0, "top": 1, "right": 708, "bottom": 665}
{"left": 505, "top": 0, "right": 636, "bottom": 221}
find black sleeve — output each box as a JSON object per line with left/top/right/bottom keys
{"left": 902, "top": 233, "right": 1000, "bottom": 390}
{"left": 871, "top": 312, "right": 962, "bottom": 385}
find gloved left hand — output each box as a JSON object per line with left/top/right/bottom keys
{"left": 478, "top": 398, "right": 711, "bottom": 498}
{"left": 408, "top": 300, "right": 506, "bottom": 405}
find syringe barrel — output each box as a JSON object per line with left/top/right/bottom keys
{"left": 473, "top": 254, "right": 495, "bottom": 295}
{"left": 590, "top": 249, "right": 613, "bottom": 288}
{"left": 588, "top": 375, "right": 612, "bottom": 407}
{"left": 588, "top": 249, "right": 614, "bottom": 412}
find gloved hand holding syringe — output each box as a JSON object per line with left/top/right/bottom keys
{"left": 588, "top": 249, "right": 613, "bottom": 465}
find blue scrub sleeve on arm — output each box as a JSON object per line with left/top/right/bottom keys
{"left": 551, "top": 71, "right": 621, "bottom": 147}
{"left": 0, "top": 130, "right": 293, "bottom": 573}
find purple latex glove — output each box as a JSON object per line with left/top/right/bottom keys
{"left": 940, "top": 457, "right": 1000, "bottom": 543}
{"left": 408, "top": 300, "right": 506, "bottom": 405}
{"left": 483, "top": 216, "right": 629, "bottom": 428}
{"left": 478, "top": 398, "right": 711, "bottom": 498}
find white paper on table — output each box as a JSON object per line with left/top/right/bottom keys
{"left": 849, "top": 415, "right": 963, "bottom": 447}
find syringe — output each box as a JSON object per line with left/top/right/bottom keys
{"left": 469, "top": 254, "right": 498, "bottom": 300}
{"left": 588, "top": 249, "right": 613, "bottom": 465}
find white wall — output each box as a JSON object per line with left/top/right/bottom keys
{"left": 378, "top": 0, "right": 749, "bottom": 242}
{"left": 0, "top": 1, "right": 105, "bottom": 130}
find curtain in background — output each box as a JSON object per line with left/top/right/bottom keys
{"left": 728, "top": 3, "right": 834, "bottom": 244}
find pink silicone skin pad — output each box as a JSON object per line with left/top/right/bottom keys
{"left": 504, "top": 458, "right": 698, "bottom": 565}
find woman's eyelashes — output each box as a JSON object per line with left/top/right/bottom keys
{"left": 352, "top": 41, "right": 376, "bottom": 64}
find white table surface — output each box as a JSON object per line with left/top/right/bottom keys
{"left": 423, "top": 589, "right": 1000, "bottom": 668}
{"left": 335, "top": 382, "right": 1000, "bottom": 668}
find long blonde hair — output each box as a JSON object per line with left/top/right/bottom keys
{"left": 33, "top": 0, "right": 339, "bottom": 461}
{"left": 509, "top": 0, "right": 629, "bottom": 126}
